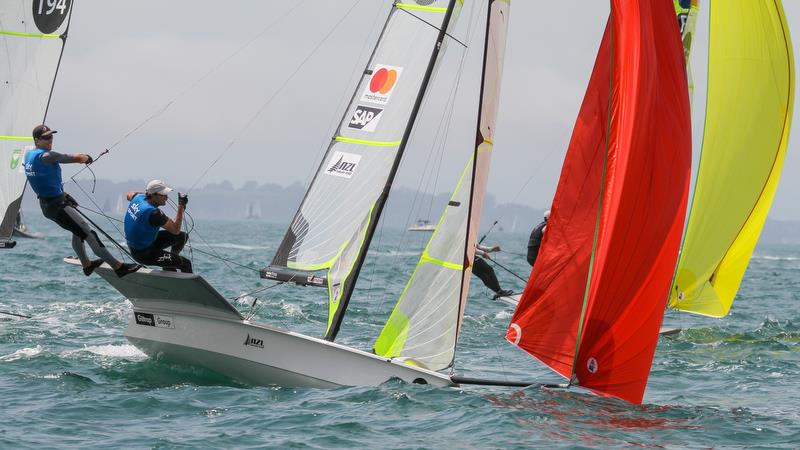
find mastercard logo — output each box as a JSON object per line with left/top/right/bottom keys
{"left": 369, "top": 68, "right": 398, "bottom": 94}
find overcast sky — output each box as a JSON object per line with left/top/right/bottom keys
{"left": 47, "top": 1, "right": 800, "bottom": 220}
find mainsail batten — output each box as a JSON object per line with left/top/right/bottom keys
{"left": 375, "top": 0, "right": 510, "bottom": 371}
{"left": 669, "top": 0, "right": 795, "bottom": 318}
{"left": 507, "top": 0, "right": 692, "bottom": 404}
{"left": 264, "top": 1, "right": 462, "bottom": 340}
{"left": 0, "top": 0, "right": 73, "bottom": 244}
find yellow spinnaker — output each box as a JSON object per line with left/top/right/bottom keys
{"left": 669, "top": 0, "right": 795, "bottom": 317}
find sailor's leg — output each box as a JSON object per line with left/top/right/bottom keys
{"left": 152, "top": 230, "right": 188, "bottom": 254}
{"left": 473, "top": 256, "right": 503, "bottom": 293}
{"left": 61, "top": 207, "right": 120, "bottom": 267}
{"left": 71, "top": 234, "right": 90, "bottom": 265}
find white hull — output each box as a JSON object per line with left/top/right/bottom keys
{"left": 65, "top": 259, "right": 454, "bottom": 388}
{"left": 407, "top": 225, "right": 436, "bottom": 232}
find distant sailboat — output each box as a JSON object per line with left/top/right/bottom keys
{"left": 407, "top": 219, "right": 435, "bottom": 232}
{"left": 12, "top": 212, "right": 43, "bottom": 239}
{"left": 0, "top": 0, "right": 73, "bottom": 249}
{"left": 245, "top": 202, "right": 261, "bottom": 220}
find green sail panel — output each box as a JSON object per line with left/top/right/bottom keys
{"left": 375, "top": 0, "right": 510, "bottom": 370}
{"left": 0, "top": 0, "right": 72, "bottom": 242}
{"left": 669, "top": 0, "right": 795, "bottom": 317}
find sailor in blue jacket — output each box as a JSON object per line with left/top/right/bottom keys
{"left": 24, "top": 124, "right": 140, "bottom": 277}
{"left": 124, "top": 180, "right": 192, "bottom": 273}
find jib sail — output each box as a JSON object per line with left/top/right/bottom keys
{"left": 374, "top": 0, "right": 510, "bottom": 371}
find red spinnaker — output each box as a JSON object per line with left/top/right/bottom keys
{"left": 507, "top": 0, "right": 691, "bottom": 404}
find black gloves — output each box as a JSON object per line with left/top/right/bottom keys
{"left": 84, "top": 155, "right": 94, "bottom": 165}
{"left": 178, "top": 193, "right": 189, "bottom": 207}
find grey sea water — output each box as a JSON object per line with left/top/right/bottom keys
{"left": 1, "top": 214, "right": 799, "bottom": 449}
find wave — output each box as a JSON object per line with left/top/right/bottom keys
{"left": 0, "top": 345, "right": 43, "bottom": 362}
{"left": 752, "top": 255, "right": 800, "bottom": 261}
{"left": 201, "top": 243, "right": 272, "bottom": 251}
{"left": 65, "top": 344, "right": 147, "bottom": 360}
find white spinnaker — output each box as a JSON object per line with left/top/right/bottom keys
{"left": 374, "top": 0, "right": 510, "bottom": 370}
{"left": 0, "top": 0, "right": 71, "bottom": 241}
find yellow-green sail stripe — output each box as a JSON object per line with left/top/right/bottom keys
{"left": 669, "top": 0, "right": 794, "bottom": 317}
{"left": 0, "top": 136, "right": 33, "bottom": 141}
{"left": 395, "top": 0, "right": 463, "bottom": 13}
{"left": 0, "top": 30, "right": 60, "bottom": 39}
{"left": 420, "top": 254, "right": 462, "bottom": 270}
{"left": 334, "top": 136, "right": 401, "bottom": 147}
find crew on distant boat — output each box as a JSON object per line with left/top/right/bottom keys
{"left": 473, "top": 244, "right": 513, "bottom": 299}
{"left": 24, "top": 124, "right": 141, "bottom": 277}
{"left": 527, "top": 210, "right": 549, "bottom": 268}
{"left": 124, "top": 180, "right": 192, "bottom": 273}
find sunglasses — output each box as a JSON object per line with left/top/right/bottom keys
{"left": 39, "top": 135, "right": 53, "bottom": 141}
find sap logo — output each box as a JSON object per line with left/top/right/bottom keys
{"left": 243, "top": 334, "right": 264, "bottom": 349}
{"left": 135, "top": 312, "right": 155, "bottom": 327}
{"left": 325, "top": 151, "right": 361, "bottom": 179}
{"left": 347, "top": 105, "right": 384, "bottom": 133}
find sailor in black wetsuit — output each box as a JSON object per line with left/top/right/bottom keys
{"left": 124, "top": 180, "right": 192, "bottom": 273}
{"left": 473, "top": 244, "right": 513, "bottom": 299}
{"left": 24, "top": 124, "right": 140, "bottom": 277}
{"left": 527, "top": 210, "right": 549, "bottom": 268}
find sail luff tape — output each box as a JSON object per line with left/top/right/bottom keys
{"left": 421, "top": 253, "right": 463, "bottom": 270}
{"left": 395, "top": 4, "right": 448, "bottom": 13}
{"left": 334, "top": 136, "right": 401, "bottom": 147}
{"left": 395, "top": 0, "right": 464, "bottom": 12}
{"left": 0, "top": 136, "right": 34, "bottom": 141}
{"left": 0, "top": 30, "right": 60, "bottom": 39}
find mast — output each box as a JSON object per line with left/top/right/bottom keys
{"left": 453, "top": 0, "right": 501, "bottom": 365}
{"left": 326, "top": 0, "right": 460, "bottom": 341}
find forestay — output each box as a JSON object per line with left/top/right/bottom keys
{"left": 264, "top": 1, "right": 463, "bottom": 338}
{"left": 669, "top": 0, "right": 795, "bottom": 317}
{"left": 0, "top": 0, "right": 72, "bottom": 244}
{"left": 507, "top": 0, "right": 691, "bottom": 404}
{"left": 374, "top": 0, "right": 510, "bottom": 371}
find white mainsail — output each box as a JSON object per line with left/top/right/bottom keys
{"left": 264, "top": 1, "right": 463, "bottom": 339}
{"left": 0, "top": 0, "right": 73, "bottom": 245}
{"left": 374, "top": 0, "right": 510, "bottom": 371}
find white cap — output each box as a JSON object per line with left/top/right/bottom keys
{"left": 544, "top": 210, "right": 551, "bottom": 219}
{"left": 145, "top": 179, "right": 173, "bottom": 195}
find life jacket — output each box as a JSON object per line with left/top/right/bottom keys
{"left": 24, "top": 148, "right": 63, "bottom": 198}
{"left": 124, "top": 194, "right": 160, "bottom": 250}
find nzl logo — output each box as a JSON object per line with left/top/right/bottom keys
{"left": 243, "top": 334, "right": 264, "bottom": 349}
{"left": 347, "top": 105, "right": 384, "bottom": 133}
{"left": 325, "top": 151, "right": 361, "bottom": 179}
